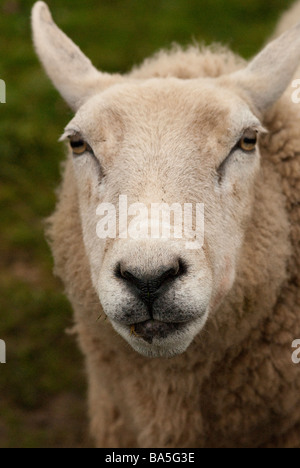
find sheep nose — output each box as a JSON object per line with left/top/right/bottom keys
{"left": 115, "top": 259, "right": 186, "bottom": 304}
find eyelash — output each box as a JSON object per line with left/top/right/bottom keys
{"left": 69, "top": 138, "right": 93, "bottom": 156}
{"left": 216, "top": 131, "right": 258, "bottom": 181}
{"left": 68, "top": 136, "right": 106, "bottom": 180}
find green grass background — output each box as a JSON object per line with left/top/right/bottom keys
{"left": 0, "top": 0, "right": 295, "bottom": 448}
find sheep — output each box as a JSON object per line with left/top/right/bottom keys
{"left": 32, "top": 1, "right": 300, "bottom": 448}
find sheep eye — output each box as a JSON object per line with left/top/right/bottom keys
{"left": 238, "top": 130, "right": 258, "bottom": 152}
{"left": 69, "top": 136, "right": 92, "bottom": 155}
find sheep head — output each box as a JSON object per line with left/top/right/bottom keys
{"left": 32, "top": 2, "right": 297, "bottom": 357}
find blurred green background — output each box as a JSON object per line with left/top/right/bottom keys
{"left": 0, "top": 0, "right": 295, "bottom": 448}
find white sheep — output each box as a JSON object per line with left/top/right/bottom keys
{"left": 32, "top": 1, "right": 300, "bottom": 447}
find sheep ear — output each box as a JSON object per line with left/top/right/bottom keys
{"left": 230, "top": 22, "right": 300, "bottom": 112}
{"left": 31, "top": 2, "right": 122, "bottom": 110}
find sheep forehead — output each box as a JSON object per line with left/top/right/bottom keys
{"left": 66, "top": 79, "right": 260, "bottom": 159}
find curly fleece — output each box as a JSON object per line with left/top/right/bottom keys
{"left": 47, "top": 19, "right": 300, "bottom": 449}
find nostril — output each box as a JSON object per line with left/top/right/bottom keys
{"left": 121, "top": 269, "right": 136, "bottom": 282}
{"left": 115, "top": 264, "right": 147, "bottom": 287}
{"left": 114, "top": 263, "right": 143, "bottom": 288}
{"left": 158, "top": 266, "right": 179, "bottom": 286}
{"left": 170, "top": 258, "right": 188, "bottom": 280}
{"left": 114, "top": 263, "right": 131, "bottom": 280}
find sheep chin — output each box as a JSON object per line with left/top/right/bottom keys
{"left": 110, "top": 315, "right": 207, "bottom": 358}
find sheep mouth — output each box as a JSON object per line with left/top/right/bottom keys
{"left": 130, "top": 319, "right": 186, "bottom": 344}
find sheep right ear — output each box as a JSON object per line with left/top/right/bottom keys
{"left": 31, "top": 2, "right": 122, "bottom": 110}
{"left": 228, "top": 22, "right": 300, "bottom": 112}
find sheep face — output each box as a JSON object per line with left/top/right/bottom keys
{"left": 63, "top": 79, "right": 262, "bottom": 357}
{"left": 32, "top": 2, "right": 300, "bottom": 358}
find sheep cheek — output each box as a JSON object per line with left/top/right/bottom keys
{"left": 211, "top": 259, "right": 235, "bottom": 312}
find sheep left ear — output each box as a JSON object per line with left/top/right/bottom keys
{"left": 31, "top": 2, "right": 123, "bottom": 110}
{"left": 227, "top": 22, "right": 300, "bottom": 112}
